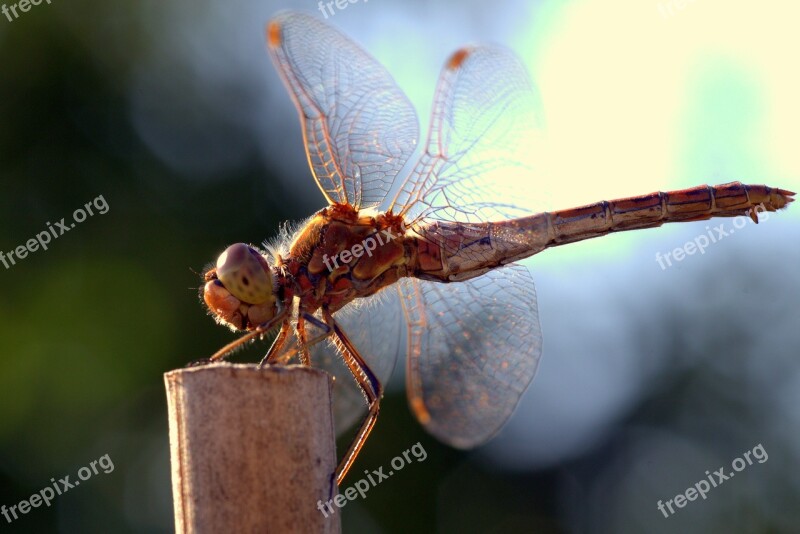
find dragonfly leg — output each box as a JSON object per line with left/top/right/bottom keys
{"left": 268, "top": 312, "right": 332, "bottom": 365}
{"left": 299, "top": 312, "right": 332, "bottom": 366}
{"left": 258, "top": 321, "right": 292, "bottom": 367}
{"left": 209, "top": 314, "right": 285, "bottom": 361}
{"left": 296, "top": 315, "right": 311, "bottom": 366}
{"left": 322, "top": 309, "right": 383, "bottom": 486}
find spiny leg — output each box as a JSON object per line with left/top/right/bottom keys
{"left": 258, "top": 321, "right": 292, "bottom": 367}
{"left": 268, "top": 312, "right": 332, "bottom": 365}
{"left": 299, "top": 312, "right": 333, "bottom": 367}
{"left": 323, "top": 308, "right": 383, "bottom": 486}
{"left": 209, "top": 314, "right": 285, "bottom": 361}
{"left": 295, "top": 314, "right": 312, "bottom": 366}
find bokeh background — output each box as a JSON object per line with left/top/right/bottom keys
{"left": 1, "top": 0, "right": 798, "bottom": 532}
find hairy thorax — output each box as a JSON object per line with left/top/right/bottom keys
{"left": 280, "top": 204, "right": 410, "bottom": 314}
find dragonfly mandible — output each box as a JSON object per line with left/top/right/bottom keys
{"left": 199, "top": 11, "right": 794, "bottom": 485}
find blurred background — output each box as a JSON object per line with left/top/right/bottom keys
{"left": 0, "top": 0, "right": 798, "bottom": 532}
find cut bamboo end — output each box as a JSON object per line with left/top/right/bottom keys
{"left": 164, "top": 363, "right": 341, "bottom": 534}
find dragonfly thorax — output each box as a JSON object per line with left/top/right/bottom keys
{"left": 282, "top": 204, "right": 409, "bottom": 315}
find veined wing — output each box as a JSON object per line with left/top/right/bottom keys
{"left": 389, "top": 45, "right": 546, "bottom": 225}
{"left": 399, "top": 265, "right": 542, "bottom": 448}
{"left": 267, "top": 12, "right": 419, "bottom": 208}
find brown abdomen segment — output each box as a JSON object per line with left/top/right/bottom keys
{"left": 414, "top": 182, "right": 794, "bottom": 281}
{"left": 544, "top": 181, "right": 794, "bottom": 246}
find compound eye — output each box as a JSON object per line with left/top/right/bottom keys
{"left": 215, "top": 243, "right": 274, "bottom": 305}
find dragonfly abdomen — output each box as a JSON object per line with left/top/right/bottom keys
{"left": 540, "top": 181, "right": 793, "bottom": 247}
{"left": 412, "top": 182, "right": 794, "bottom": 282}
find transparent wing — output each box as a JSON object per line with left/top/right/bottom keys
{"left": 267, "top": 12, "right": 419, "bottom": 208}
{"left": 281, "top": 287, "right": 404, "bottom": 435}
{"left": 399, "top": 265, "right": 542, "bottom": 448}
{"left": 389, "top": 45, "right": 547, "bottom": 224}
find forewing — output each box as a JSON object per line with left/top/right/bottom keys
{"left": 267, "top": 12, "right": 419, "bottom": 208}
{"left": 399, "top": 266, "right": 542, "bottom": 448}
{"left": 390, "top": 45, "right": 547, "bottom": 224}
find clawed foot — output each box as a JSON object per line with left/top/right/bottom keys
{"left": 184, "top": 358, "right": 216, "bottom": 368}
{"left": 327, "top": 471, "right": 338, "bottom": 501}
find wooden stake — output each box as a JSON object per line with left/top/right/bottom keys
{"left": 164, "top": 363, "right": 341, "bottom": 534}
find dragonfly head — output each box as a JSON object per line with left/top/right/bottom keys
{"left": 202, "top": 243, "right": 277, "bottom": 331}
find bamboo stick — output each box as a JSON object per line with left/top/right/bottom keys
{"left": 164, "top": 363, "right": 340, "bottom": 534}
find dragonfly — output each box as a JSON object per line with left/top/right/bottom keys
{"left": 200, "top": 11, "right": 794, "bottom": 485}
